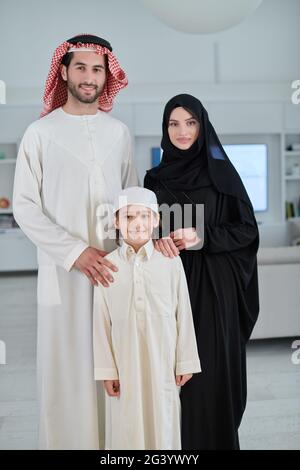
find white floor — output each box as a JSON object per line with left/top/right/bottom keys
{"left": 0, "top": 273, "right": 299, "bottom": 450}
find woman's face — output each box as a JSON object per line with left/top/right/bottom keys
{"left": 168, "top": 106, "right": 200, "bottom": 150}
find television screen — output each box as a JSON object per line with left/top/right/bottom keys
{"left": 151, "top": 143, "right": 268, "bottom": 212}
{"left": 223, "top": 144, "right": 268, "bottom": 212}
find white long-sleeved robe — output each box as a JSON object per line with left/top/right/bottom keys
{"left": 93, "top": 239, "right": 201, "bottom": 450}
{"left": 13, "top": 107, "right": 139, "bottom": 449}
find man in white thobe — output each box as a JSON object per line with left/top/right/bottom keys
{"left": 13, "top": 34, "right": 138, "bottom": 449}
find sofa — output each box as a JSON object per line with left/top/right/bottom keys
{"left": 251, "top": 221, "right": 300, "bottom": 339}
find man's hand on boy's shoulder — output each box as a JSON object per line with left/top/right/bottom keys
{"left": 74, "top": 247, "right": 118, "bottom": 287}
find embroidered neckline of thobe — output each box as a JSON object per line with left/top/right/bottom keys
{"left": 59, "top": 107, "right": 101, "bottom": 120}
{"left": 120, "top": 239, "right": 154, "bottom": 262}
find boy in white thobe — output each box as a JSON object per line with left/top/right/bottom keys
{"left": 93, "top": 187, "right": 201, "bottom": 450}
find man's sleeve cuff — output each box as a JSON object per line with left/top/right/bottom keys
{"left": 63, "top": 242, "right": 89, "bottom": 272}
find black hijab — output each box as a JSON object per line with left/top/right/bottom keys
{"left": 146, "top": 94, "right": 253, "bottom": 209}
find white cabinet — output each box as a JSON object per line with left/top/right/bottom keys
{"left": 0, "top": 144, "right": 37, "bottom": 272}
{"left": 0, "top": 106, "right": 40, "bottom": 271}
{"left": 0, "top": 145, "right": 17, "bottom": 212}
{"left": 0, "top": 228, "right": 37, "bottom": 271}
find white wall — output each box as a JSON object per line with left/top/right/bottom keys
{"left": 0, "top": 0, "right": 299, "bottom": 100}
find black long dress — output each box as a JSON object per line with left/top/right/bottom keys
{"left": 144, "top": 93, "right": 259, "bottom": 450}
{"left": 144, "top": 177, "right": 259, "bottom": 450}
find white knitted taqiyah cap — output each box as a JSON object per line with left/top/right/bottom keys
{"left": 113, "top": 186, "right": 159, "bottom": 215}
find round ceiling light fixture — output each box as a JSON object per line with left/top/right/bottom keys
{"left": 142, "top": 0, "right": 263, "bottom": 34}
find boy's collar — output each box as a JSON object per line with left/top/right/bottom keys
{"left": 120, "top": 238, "right": 155, "bottom": 261}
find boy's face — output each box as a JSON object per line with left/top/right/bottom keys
{"left": 115, "top": 205, "right": 159, "bottom": 247}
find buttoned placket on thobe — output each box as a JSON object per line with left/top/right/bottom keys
{"left": 93, "top": 239, "right": 201, "bottom": 450}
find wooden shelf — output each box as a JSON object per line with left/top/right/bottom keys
{"left": 285, "top": 175, "right": 300, "bottom": 181}
{"left": 285, "top": 151, "right": 300, "bottom": 157}
{"left": 0, "top": 227, "right": 20, "bottom": 234}
{"left": 0, "top": 209, "right": 13, "bottom": 214}
{"left": 0, "top": 159, "right": 16, "bottom": 164}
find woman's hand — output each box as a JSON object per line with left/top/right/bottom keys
{"left": 171, "top": 228, "right": 201, "bottom": 250}
{"left": 154, "top": 237, "right": 180, "bottom": 258}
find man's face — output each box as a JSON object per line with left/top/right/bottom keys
{"left": 61, "top": 51, "right": 107, "bottom": 104}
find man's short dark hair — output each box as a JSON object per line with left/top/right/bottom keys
{"left": 61, "top": 52, "right": 109, "bottom": 71}
{"left": 61, "top": 52, "right": 74, "bottom": 69}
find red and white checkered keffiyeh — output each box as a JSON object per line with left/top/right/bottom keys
{"left": 41, "top": 39, "right": 128, "bottom": 117}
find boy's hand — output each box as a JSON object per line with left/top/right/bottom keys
{"left": 104, "top": 380, "right": 120, "bottom": 397}
{"left": 176, "top": 374, "right": 193, "bottom": 386}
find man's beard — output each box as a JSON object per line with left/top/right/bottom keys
{"left": 67, "top": 79, "right": 104, "bottom": 104}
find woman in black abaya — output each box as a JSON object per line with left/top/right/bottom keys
{"left": 144, "top": 94, "right": 259, "bottom": 450}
